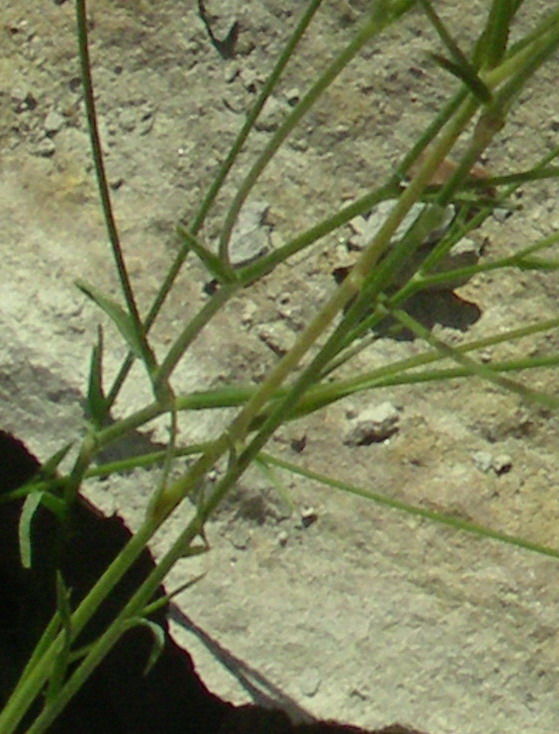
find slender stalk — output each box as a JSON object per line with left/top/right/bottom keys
{"left": 75, "top": 0, "right": 156, "bottom": 377}
{"left": 218, "top": 3, "right": 416, "bottom": 263}
{"left": 8, "top": 6, "right": 559, "bottom": 732}
{"left": 262, "top": 453, "right": 559, "bottom": 560}
{"left": 0, "top": 518, "right": 158, "bottom": 733}
{"left": 391, "top": 308, "right": 559, "bottom": 409}
{"left": 104, "top": 0, "right": 325, "bottom": 407}
{"left": 154, "top": 282, "right": 238, "bottom": 390}
{"left": 192, "top": 0, "right": 324, "bottom": 234}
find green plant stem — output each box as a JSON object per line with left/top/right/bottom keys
{"left": 188, "top": 109, "right": 487, "bottom": 504}
{"left": 103, "top": 0, "right": 324, "bottom": 408}
{"left": 0, "top": 517, "right": 158, "bottom": 733}
{"left": 23, "top": 507, "right": 206, "bottom": 733}
{"left": 192, "top": 0, "right": 324, "bottom": 233}
{"left": 298, "top": 317, "right": 559, "bottom": 414}
{"left": 262, "top": 453, "right": 559, "bottom": 561}
{"left": 217, "top": 3, "right": 415, "bottom": 264}
{"left": 75, "top": 0, "right": 156, "bottom": 377}
{"left": 154, "top": 281, "right": 238, "bottom": 390}
{"left": 39, "top": 315, "right": 559, "bottom": 488}
{"left": 476, "top": 0, "right": 519, "bottom": 70}
{"left": 79, "top": 304, "right": 559, "bottom": 463}
{"left": 104, "top": 1, "right": 558, "bottom": 410}
{"left": 237, "top": 182, "right": 401, "bottom": 285}
{"left": 63, "top": 431, "right": 97, "bottom": 506}
{"left": 391, "top": 307, "right": 559, "bottom": 410}
{"left": 321, "top": 32, "right": 557, "bottom": 362}
{"left": 11, "top": 7, "right": 559, "bottom": 731}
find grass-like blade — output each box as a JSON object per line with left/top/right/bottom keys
{"left": 76, "top": 280, "right": 145, "bottom": 359}
{"left": 123, "top": 618, "right": 165, "bottom": 676}
{"left": 141, "top": 575, "right": 206, "bottom": 618}
{"left": 176, "top": 224, "right": 237, "bottom": 284}
{"left": 261, "top": 452, "right": 559, "bottom": 561}
{"left": 87, "top": 325, "right": 108, "bottom": 428}
{"left": 515, "top": 256, "right": 559, "bottom": 271}
{"left": 255, "top": 455, "right": 297, "bottom": 516}
{"left": 18, "top": 491, "right": 43, "bottom": 569}
{"left": 420, "top": 0, "right": 492, "bottom": 102}
{"left": 40, "top": 443, "right": 73, "bottom": 479}
{"left": 474, "top": 0, "right": 516, "bottom": 70}
{"left": 429, "top": 53, "right": 492, "bottom": 103}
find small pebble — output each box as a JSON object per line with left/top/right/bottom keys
{"left": 344, "top": 401, "right": 400, "bottom": 445}
{"left": 301, "top": 507, "right": 317, "bottom": 528}
{"left": 472, "top": 450, "right": 493, "bottom": 473}
{"left": 290, "top": 434, "right": 307, "bottom": 453}
{"left": 44, "top": 110, "right": 65, "bottom": 135}
{"left": 32, "top": 137, "right": 56, "bottom": 157}
{"left": 285, "top": 87, "right": 300, "bottom": 106}
{"left": 11, "top": 88, "right": 38, "bottom": 113}
{"left": 254, "top": 97, "right": 285, "bottom": 132}
{"left": 492, "top": 207, "right": 512, "bottom": 223}
{"left": 118, "top": 108, "right": 137, "bottom": 132}
{"left": 493, "top": 454, "right": 512, "bottom": 475}
{"left": 230, "top": 200, "right": 271, "bottom": 266}
{"left": 257, "top": 322, "right": 292, "bottom": 356}
{"left": 297, "top": 668, "right": 321, "bottom": 697}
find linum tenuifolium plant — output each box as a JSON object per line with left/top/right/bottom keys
{"left": 4, "top": 1, "right": 559, "bottom": 730}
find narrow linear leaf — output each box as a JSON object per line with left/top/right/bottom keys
{"left": 392, "top": 307, "right": 559, "bottom": 409}
{"left": 429, "top": 53, "right": 492, "bottom": 103}
{"left": 516, "top": 257, "right": 559, "bottom": 271}
{"left": 420, "top": 0, "right": 492, "bottom": 102}
{"left": 141, "top": 574, "right": 206, "bottom": 618}
{"left": 180, "top": 542, "right": 209, "bottom": 559}
{"left": 261, "top": 453, "right": 559, "bottom": 561}
{"left": 475, "top": 0, "right": 520, "bottom": 70}
{"left": 176, "top": 224, "right": 237, "bottom": 284}
{"left": 76, "top": 280, "right": 145, "bottom": 359}
{"left": 255, "top": 455, "right": 296, "bottom": 516}
{"left": 87, "top": 325, "right": 108, "bottom": 428}
{"left": 40, "top": 443, "right": 73, "bottom": 479}
{"left": 123, "top": 618, "right": 165, "bottom": 676}
{"left": 18, "top": 491, "right": 43, "bottom": 569}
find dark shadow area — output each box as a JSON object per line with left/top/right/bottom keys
{"left": 332, "top": 266, "right": 482, "bottom": 342}
{"left": 0, "top": 429, "right": 428, "bottom": 734}
{"left": 378, "top": 290, "right": 482, "bottom": 341}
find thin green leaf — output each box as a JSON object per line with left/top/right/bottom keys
{"left": 18, "top": 492, "right": 43, "bottom": 569}
{"left": 261, "top": 452, "right": 559, "bottom": 562}
{"left": 180, "top": 540, "right": 210, "bottom": 559}
{"left": 0, "top": 480, "right": 68, "bottom": 520}
{"left": 420, "top": 0, "right": 492, "bottom": 102}
{"left": 123, "top": 618, "right": 165, "bottom": 676}
{"left": 474, "top": 0, "right": 517, "bottom": 70}
{"left": 76, "top": 0, "right": 151, "bottom": 383}
{"left": 16, "top": 611, "right": 63, "bottom": 690}
{"left": 147, "top": 402, "right": 179, "bottom": 523}
{"left": 255, "top": 455, "right": 297, "bottom": 516}
{"left": 429, "top": 53, "right": 492, "bottom": 103}
{"left": 40, "top": 443, "right": 73, "bottom": 479}
{"left": 391, "top": 307, "right": 559, "bottom": 410}
{"left": 76, "top": 280, "right": 145, "bottom": 359}
{"left": 87, "top": 325, "right": 108, "bottom": 428}
{"left": 141, "top": 574, "right": 206, "bottom": 618}
{"left": 176, "top": 224, "right": 237, "bottom": 284}
{"left": 515, "top": 257, "right": 559, "bottom": 271}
